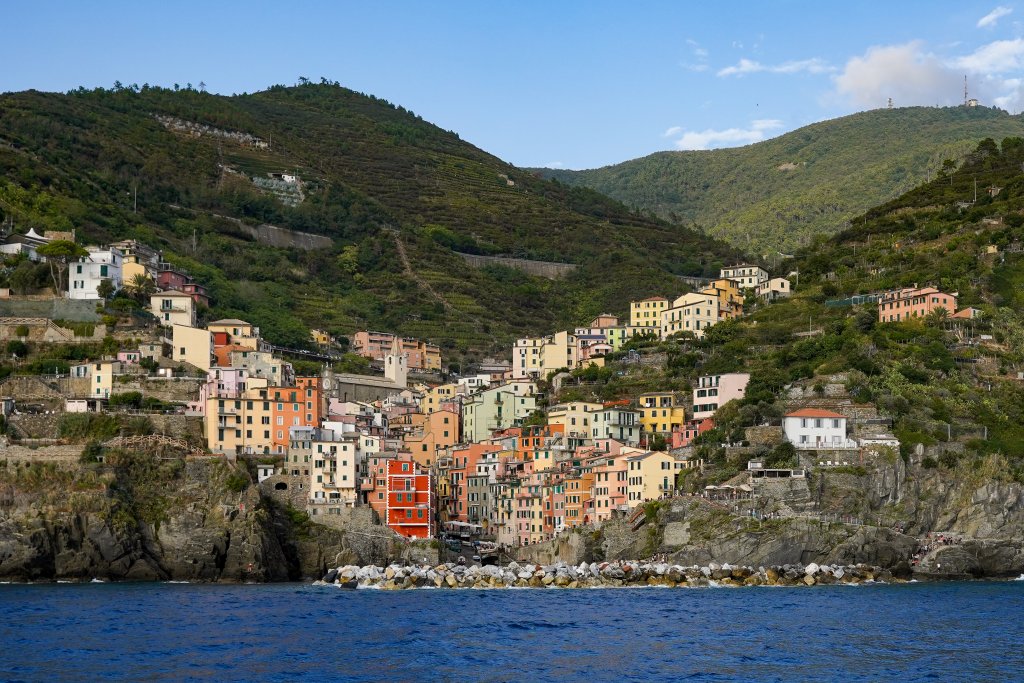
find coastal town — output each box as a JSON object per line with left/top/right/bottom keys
{"left": 2, "top": 229, "right": 986, "bottom": 555}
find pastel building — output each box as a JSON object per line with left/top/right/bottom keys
{"left": 172, "top": 324, "right": 213, "bottom": 372}
{"left": 638, "top": 392, "right": 686, "bottom": 435}
{"left": 758, "top": 277, "right": 791, "bottom": 301}
{"left": 692, "top": 373, "right": 750, "bottom": 421}
{"left": 350, "top": 331, "right": 441, "bottom": 371}
{"left": 150, "top": 291, "right": 197, "bottom": 328}
{"left": 661, "top": 292, "right": 719, "bottom": 338}
{"left": 878, "top": 287, "right": 957, "bottom": 323}
{"left": 630, "top": 296, "right": 668, "bottom": 332}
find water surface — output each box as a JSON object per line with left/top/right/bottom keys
{"left": 2, "top": 581, "right": 1022, "bottom": 681}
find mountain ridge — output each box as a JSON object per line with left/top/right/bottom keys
{"left": 535, "top": 106, "right": 1024, "bottom": 255}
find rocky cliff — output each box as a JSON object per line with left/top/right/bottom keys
{"left": 517, "top": 453, "right": 1024, "bottom": 580}
{"left": 0, "top": 450, "right": 421, "bottom": 582}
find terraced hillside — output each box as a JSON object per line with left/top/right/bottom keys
{"left": 0, "top": 83, "right": 740, "bottom": 357}
{"left": 538, "top": 106, "right": 1024, "bottom": 255}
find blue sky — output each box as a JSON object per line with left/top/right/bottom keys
{"left": 3, "top": 1, "right": 1024, "bottom": 169}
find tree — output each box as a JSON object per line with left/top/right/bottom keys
{"left": 941, "top": 158, "right": 957, "bottom": 185}
{"left": 36, "top": 240, "right": 88, "bottom": 295}
{"left": 125, "top": 273, "right": 156, "bottom": 303}
{"left": 96, "top": 278, "right": 116, "bottom": 300}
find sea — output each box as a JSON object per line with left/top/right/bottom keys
{"left": 1, "top": 580, "right": 1023, "bottom": 682}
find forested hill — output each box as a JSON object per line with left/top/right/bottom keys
{"left": 0, "top": 83, "right": 740, "bottom": 355}
{"left": 537, "top": 106, "right": 1024, "bottom": 255}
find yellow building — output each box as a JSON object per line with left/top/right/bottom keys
{"left": 700, "top": 278, "right": 744, "bottom": 319}
{"left": 150, "top": 291, "right": 196, "bottom": 328}
{"left": 310, "top": 329, "right": 331, "bottom": 346}
{"left": 513, "top": 336, "right": 544, "bottom": 379}
{"left": 172, "top": 324, "right": 213, "bottom": 372}
{"left": 630, "top": 296, "right": 668, "bottom": 331}
{"left": 207, "top": 319, "right": 262, "bottom": 350}
{"left": 638, "top": 393, "right": 686, "bottom": 435}
{"left": 602, "top": 325, "right": 632, "bottom": 351}
{"left": 539, "top": 330, "right": 578, "bottom": 374}
{"left": 547, "top": 401, "right": 602, "bottom": 437}
{"left": 661, "top": 293, "right": 719, "bottom": 339}
{"left": 420, "top": 383, "right": 460, "bottom": 414}
{"left": 626, "top": 451, "right": 682, "bottom": 505}
{"left": 205, "top": 388, "right": 274, "bottom": 455}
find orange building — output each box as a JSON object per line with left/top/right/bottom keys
{"left": 448, "top": 443, "right": 503, "bottom": 522}
{"left": 564, "top": 470, "right": 595, "bottom": 528}
{"left": 403, "top": 409, "right": 460, "bottom": 468}
{"left": 385, "top": 459, "right": 435, "bottom": 539}
{"left": 269, "top": 377, "right": 323, "bottom": 453}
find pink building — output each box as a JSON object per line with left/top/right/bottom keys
{"left": 590, "top": 451, "right": 630, "bottom": 523}
{"left": 672, "top": 417, "right": 715, "bottom": 449}
{"left": 692, "top": 373, "right": 750, "bottom": 421}
{"left": 116, "top": 351, "right": 140, "bottom": 365}
{"left": 878, "top": 287, "right": 957, "bottom": 323}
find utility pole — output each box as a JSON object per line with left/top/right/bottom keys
{"left": 133, "top": 183, "right": 137, "bottom": 214}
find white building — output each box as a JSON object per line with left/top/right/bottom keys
{"left": 68, "top": 247, "right": 123, "bottom": 300}
{"left": 150, "top": 291, "right": 197, "bottom": 328}
{"left": 783, "top": 409, "right": 857, "bottom": 449}
{"left": 591, "top": 407, "right": 641, "bottom": 445}
{"left": 721, "top": 263, "right": 768, "bottom": 289}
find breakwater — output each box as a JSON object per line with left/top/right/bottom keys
{"left": 316, "top": 559, "right": 900, "bottom": 590}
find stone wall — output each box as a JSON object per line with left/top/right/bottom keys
{"left": 0, "top": 299, "right": 101, "bottom": 322}
{"left": 113, "top": 377, "right": 205, "bottom": 403}
{"left": 455, "top": 253, "right": 577, "bottom": 279}
{"left": 0, "top": 442, "right": 83, "bottom": 464}
{"left": 7, "top": 413, "right": 62, "bottom": 439}
{"left": 746, "top": 426, "right": 785, "bottom": 447}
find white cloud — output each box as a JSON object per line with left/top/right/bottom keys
{"left": 833, "top": 40, "right": 1024, "bottom": 111}
{"left": 954, "top": 38, "right": 1024, "bottom": 72}
{"left": 681, "top": 39, "right": 710, "bottom": 72}
{"left": 977, "top": 5, "right": 1013, "bottom": 28}
{"left": 667, "top": 119, "right": 784, "bottom": 150}
{"left": 663, "top": 126, "right": 683, "bottom": 137}
{"left": 717, "top": 57, "right": 833, "bottom": 77}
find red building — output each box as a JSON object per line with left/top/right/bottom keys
{"left": 385, "top": 459, "right": 435, "bottom": 539}
{"left": 157, "top": 265, "right": 210, "bottom": 307}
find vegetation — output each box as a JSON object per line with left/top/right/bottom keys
{"left": 539, "top": 106, "right": 1024, "bottom": 254}
{"left": 551, "top": 137, "right": 1024, "bottom": 482}
{"left": 0, "top": 82, "right": 739, "bottom": 359}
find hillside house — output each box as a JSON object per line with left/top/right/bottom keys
{"left": 721, "top": 264, "right": 768, "bottom": 288}
{"left": 783, "top": 408, "right": 857, "bottom": 449}
{"left": 69, "top": 247, "right": 123, "bottom": 300}
{"left": 878, "top": 287, "right": 957, "bottom": 323}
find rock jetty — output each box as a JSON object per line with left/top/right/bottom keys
{"left": 316, "top": 560, "right": 900, "bottom": 590}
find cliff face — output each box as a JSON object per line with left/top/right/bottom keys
{"left": 517, "top": 454, "right": 1024, "bottom": 579}
{"left": 0, "top": 452, "right": 409, "bottom": 582}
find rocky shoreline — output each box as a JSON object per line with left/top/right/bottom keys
{"left": 316, "top": 559, "right": 907, "bottom": 590}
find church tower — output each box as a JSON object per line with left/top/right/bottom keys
{"left": 384, "top": 336, "right": 408, "bottom": 387}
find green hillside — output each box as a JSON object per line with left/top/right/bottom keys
{"left": 551, "top": 136, "right": 1024, "bottom": 476}
{"left": 0, "top": 82, "right": 740, "bottom": 357}
{"left": 538, "top": 107, "right": 1024, "bottom": 256}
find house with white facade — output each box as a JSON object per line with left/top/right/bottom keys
{"left": 721, "top": 264, "right": 768, "bottom": 289}
{"left": 68, "top": 247, "right": 123, "bottom": 300}
{"left": 591, "top": 406, "right": 641, "bottom": 445}
{"left": 783, "top": 409, "right": 857, "bottom": 449}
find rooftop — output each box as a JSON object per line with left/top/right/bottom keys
{"left": 785, "top": 408, "right": 847, "bottom": 419}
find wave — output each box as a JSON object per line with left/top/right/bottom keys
{"left": 1014, "top": 574, "right": 1024, "bottom": 581}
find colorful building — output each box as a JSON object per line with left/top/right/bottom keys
{"left": 878, "top": 287, "right": 957, "bottom": 323}
{"left": 692, "top": 373, "right": 750, "bottom": 421}
{"left": 638, "top": 392, "right": 686, "bottom": 436}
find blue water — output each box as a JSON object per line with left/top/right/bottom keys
{"left": 1, "top": 581, "right": 1023, "bottom": 682}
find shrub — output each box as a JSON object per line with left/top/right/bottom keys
{"left": 225, "top": 471, "right": 250, "bottom": 493}
{"left": 6, "top": 340, "right": 28, "bottom": 357}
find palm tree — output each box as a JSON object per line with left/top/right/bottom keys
{"left": 125, "top": 273, "right": 156, "bottom": 304}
